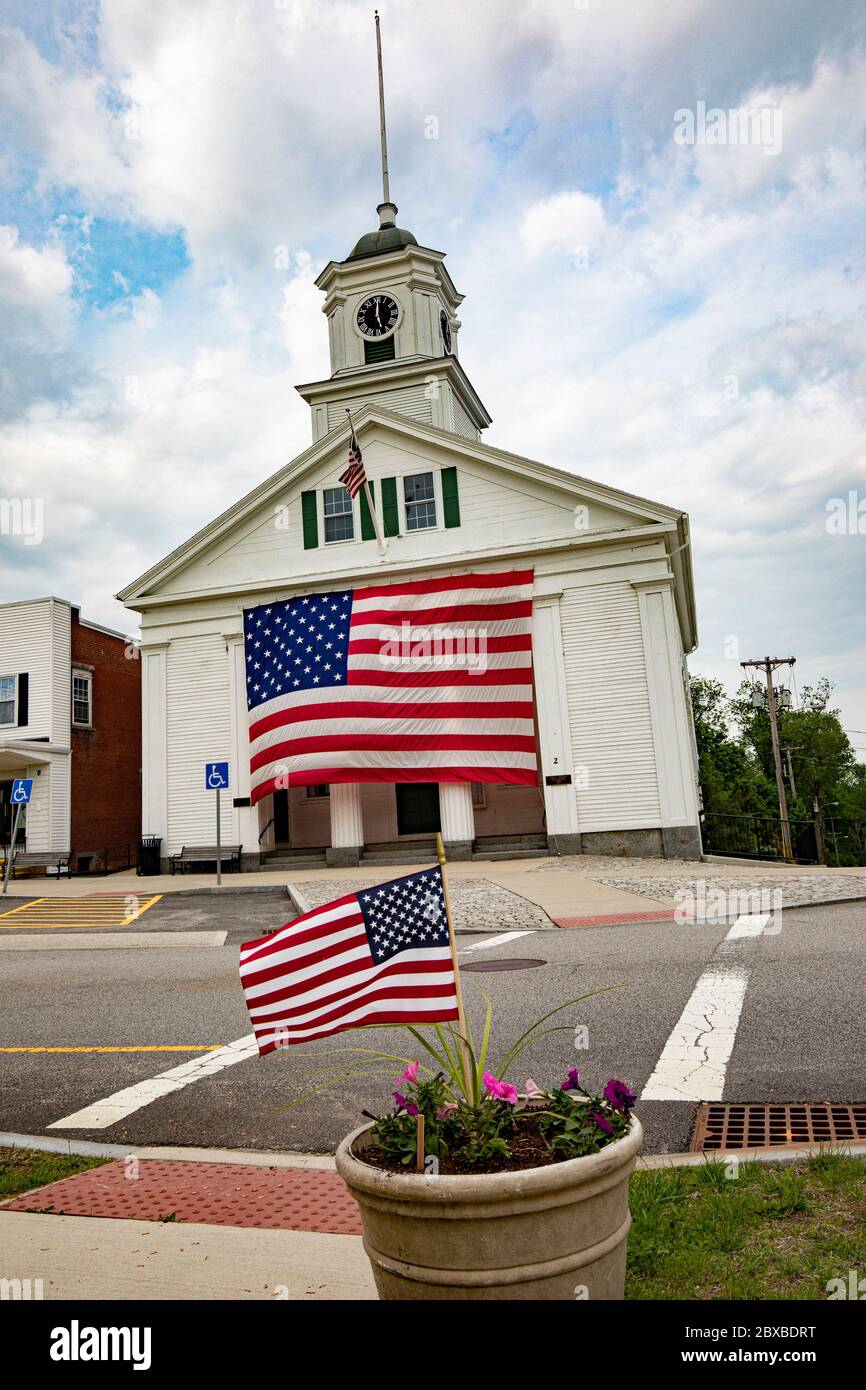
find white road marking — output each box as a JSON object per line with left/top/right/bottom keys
{"left": 47, "top": 1035, "right": 258, "bottom": 1131}
{"left": 725, "top": 912, "right": 773, "bottom": 939}
{"left": 641, "top": 914, "right": 774, "bottom": 1102}
{"left": 460, "top": 930, "right": 537, "bottom": 954}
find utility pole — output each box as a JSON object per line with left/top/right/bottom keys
{"left": 742, "top": 656, "right": 796, "bottom": 863}
{"left": 781, "top": 746, "right": 802, "bottom": 802}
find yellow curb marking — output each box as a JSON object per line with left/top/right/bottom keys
{"left": 0, "top": 894, "right": 162, "bottom": 929}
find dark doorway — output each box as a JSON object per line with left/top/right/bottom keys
{"left": 0, "top": 781, "right": 21, "bottom": 848}
{"left": 273, "top": 789, "right": 290, "bottom": 845}
{"left": 395, "top": 782, "right": 441, "bottom": 836}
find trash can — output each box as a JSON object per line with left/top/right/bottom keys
{"left": 137, "top": 836, "right": 162, "bottom": 876}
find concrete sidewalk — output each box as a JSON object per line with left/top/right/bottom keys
{"left": 0, "top": 1210, "right": 376, "bottom": 1300}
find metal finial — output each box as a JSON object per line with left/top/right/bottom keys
{"left": 374, "top": 11, "right": 396, "bottom": 227}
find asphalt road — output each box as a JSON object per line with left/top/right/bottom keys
{"left": 1, "top": 894, "right": 864, "bottom": 1156}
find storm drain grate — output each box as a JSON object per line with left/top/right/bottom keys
{"left": 691, "top": 1101, "right": 866, "bottom": 1152}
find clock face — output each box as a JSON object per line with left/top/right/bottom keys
{"left": 440, "top": 309, "right": 452, "bottom": 353}
{"left": 356, "top": 293, "right": 399, "bottom": 339}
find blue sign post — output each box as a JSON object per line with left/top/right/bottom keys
{"left": 3, "top": 779, "right": 33, "bottom": 896}
{"left": 205, "top": 763, "right": 230, "bottom": 885}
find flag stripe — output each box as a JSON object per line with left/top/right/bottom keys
{"left": 250, "top": 733, "right": 537, "bottom": 774}
{"left": 251, "top": 764, "right": 538, "bottom": 800}
{"left": 352, "top": 569, "right": 533, "bottom": 602}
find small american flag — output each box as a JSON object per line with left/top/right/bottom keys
{"left": 239, "top": 865, "right": 459, "bottom": 1053}
{"left": 243, "top": 568, "right": 536, "bottom": 802}
{"left": 339, "top": 430, "right": 367, "bottom": 498}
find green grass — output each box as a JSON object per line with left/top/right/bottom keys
{"left": 0, "top": 1147, "right": 108, "bottom": 1202}
{"left": 626, "top": 1153, "right": 866, "bottom": 1299}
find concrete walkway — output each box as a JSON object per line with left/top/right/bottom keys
{"left": 0, "top": 1210, "right": 376, "bottom": 1300}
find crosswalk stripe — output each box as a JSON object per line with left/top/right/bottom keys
{"left": 641, "top": 914, "right": 775, "bottom": 1102}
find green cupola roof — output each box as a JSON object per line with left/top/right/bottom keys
{"left": 346, "top": 201, "right": 418, "bottom": 262}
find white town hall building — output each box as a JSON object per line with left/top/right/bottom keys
{"left": 119, "top": 193, "right": 702, "bottom": 871}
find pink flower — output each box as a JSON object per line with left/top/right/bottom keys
{"left": 437, "top": 1104, "right": 458, "bottom": 1120}
{"left": 524, "top": 1078, "right": 543, "bottom": 1098}
{"left": 399, "top": 1062, "right": 419, "bottom": 1084}
{"left": 483, "top": 1072, "right": 518, "bottom": 1105}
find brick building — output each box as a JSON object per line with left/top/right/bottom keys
{"left": 0, "top": 598, "right": 141, "bottom": 871}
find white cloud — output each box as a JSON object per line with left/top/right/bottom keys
{"left": 520, "top": 191, "right": 605, "bottom": 258}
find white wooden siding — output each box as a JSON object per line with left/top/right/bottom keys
{"left": 561, "top": 581, "right": 661, "bottom": 829}
{"left": 451, "top": 394, "right": 479, "bottom": 442}
{"left": 326, "top": 385, "right": 433, "bottom": 432}
{"left": 0, "top": 599, "right": 68, "bottom": 740}
{"left": 165, "top": 635, "right": 231, "bottom": 852}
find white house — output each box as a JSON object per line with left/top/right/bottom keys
{"left": 0, "top": 597, "right": 141, "bottom": 866}
{"left": 119, "top": 198, "right": 701, "bottom": 870}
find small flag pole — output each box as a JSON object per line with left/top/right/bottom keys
{"left": 436, "top": 831, "right": 474, "bottom": 1103}
{"left": 414, "top": 1112, "right": 425, "bottom": 1173}
{"left": 345, "top": 408, "right": 387, "bottom": 557}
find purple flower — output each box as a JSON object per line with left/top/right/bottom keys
{"left": 392, "top": 1090, "right": 419, "bottom": 1117}
{"left": 561, "top": 1067, "right": 582, "bottom": 1092}
{"left": 603, "top": 1078, "right": 637, "bottom": 1110}
{"left": 592, "top": 1111, "right": 613, "bottom": 1135}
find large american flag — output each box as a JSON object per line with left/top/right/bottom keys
{"left": 243, "top": 568, "right": 536, "bottom": 804}
{"left": 239, "top": 865, "right": 459, "bottom": 1053}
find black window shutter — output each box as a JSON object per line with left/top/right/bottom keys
{"left": 301, "top": 491, "right": 318, "bottom": 549}
{"left": 442, "top": 466, "right": 461, "bottom": 528}
{"left": 359, "top": 480, "right": 376, "bottom": 541}
{"left": 17, "top": 673, "right": 29, "bottom": 726}
{"left": 380, "top": 477, "right": 400, "bottom": 537}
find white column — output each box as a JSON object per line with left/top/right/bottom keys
{"left": 633, "top": 580, "right": 702, "bottom": 859}
{"left": 533, "top": 595, "right": 581, "bottom": 855}
{"left": 140, "top": 643, "right": 168, "bottom": 851}
{"left": 439, "top": 782, "right": 475, "bottom": 859}
{"left": 226, "top": 635, "right": 259, "bottom": 865}
{"left": 327, "top": 782, "right": 364, "bottom": 866}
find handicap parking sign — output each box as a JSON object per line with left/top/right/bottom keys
{"left": 205, "top": 762, "right": 230, "bottom": 791}
{"left": 10, "top": 778, "right": 32, "bottom": 805}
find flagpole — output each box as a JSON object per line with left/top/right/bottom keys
{"left": 345, "top": 408, "right": 387, "bottom": 557}
{"left": 436, "top": 831, "right": 474, "bottom": 1102}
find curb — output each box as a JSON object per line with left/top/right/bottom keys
{"left": 4, "top": 1129, "right": 864, "bottom": 1173}
{"left": 0, "top": 1131, "right": 335, "bottom": 1169}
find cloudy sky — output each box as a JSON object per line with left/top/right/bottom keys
{"left": 1, "top": 0, "right": 864, "bottom": 742}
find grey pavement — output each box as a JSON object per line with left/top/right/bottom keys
{"left": 0, "top": 898, "right": 863, "bottom": 1158}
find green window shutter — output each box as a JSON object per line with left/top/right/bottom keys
{"left": 442, "top": 466, "right": 461, "bottom": 528}
{"left": 381, "top": 476, "right": 400, "bottom": 537}
{"left": 359, "top": 481, "right": 376, "bottom": 541}
{"left": 301, "top": 491, "right": 318, "bottom": 549}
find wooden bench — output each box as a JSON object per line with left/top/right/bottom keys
{"left": 0, "top": 850, "right": 72, "bottom": 879}
{"left": 169, "top": 845, "right": 242, "bottom": 875}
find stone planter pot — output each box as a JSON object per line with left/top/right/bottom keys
{"left": 335, "top": 1115, "right": 642, "bottom": 1300}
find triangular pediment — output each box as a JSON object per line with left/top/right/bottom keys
{"left": 118, "top": 405, "right": 683, "bottom": 608}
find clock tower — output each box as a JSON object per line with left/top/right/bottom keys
{"left": 295, "top": 17, "right": 491, "bottom": 444}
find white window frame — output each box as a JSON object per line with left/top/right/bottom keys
{"left": 0, "top": 674, "right": 16, "bottom": 727}
{"left": 320, "top": 485, "right": 358, "bottom": 546}
{"left": 72, "top": 668, "right": 93, "bottom": 728}
{"left": 399, "top": 469, "right": 443, "bottom": 535}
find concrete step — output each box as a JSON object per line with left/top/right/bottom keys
{"left": 471, "top": 847, "right": 549, "bottom": 861}
{"left": 261, "top": 850, "right": 328, "bottom": 861}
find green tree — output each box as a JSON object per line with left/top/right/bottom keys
{"left": 689, "top": 675, "right": 775, "bottom": 816}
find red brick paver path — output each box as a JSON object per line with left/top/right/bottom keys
{"left": 1, "top": 1159, "right": 363, "bottom": 1235}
